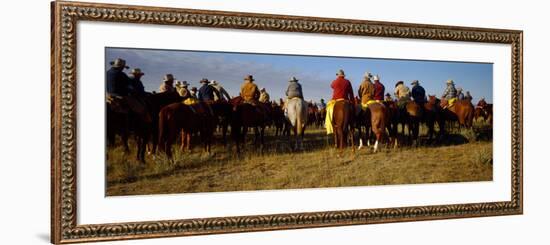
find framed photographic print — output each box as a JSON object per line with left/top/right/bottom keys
{"left": 51, "top": 0, "right": 523, "bottom": 243}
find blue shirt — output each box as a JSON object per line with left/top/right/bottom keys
{"left": 106, "top": 68, "right": 130, "bottom": 96}
{"left": 411, "top": 85, "right": 426, "bottom": 103}
{"left": 198, "top": 84, "right": 215, "bottom": 101}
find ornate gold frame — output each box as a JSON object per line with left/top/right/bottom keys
{"left": 51, "top": 1, "right": 523, "bottom": 243}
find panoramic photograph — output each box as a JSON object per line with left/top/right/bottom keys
{"left": 105, "top": 47, "right": 493, "bottom": 196}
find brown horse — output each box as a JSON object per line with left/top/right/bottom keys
{"left": 474, "top": 100, "right": 493, "bottom": 124}
{"left": 230, "top": 97, "right": 271, "bottom": 153}
{"left": 332, "top": 100, "right": 355, "bottom": 152}
{"left": 317, "top": 107, "right": 326, "bottom": 128}
{"left": 424, "top": 95, "right": 446, "bottom": 141}
{"left": 307, "top": 102, "right": 319, "bottom": 128}
{"left": 368, "top": 102, "right": 389, "bottom": 152}
{"left": 384, "top": 100, "right": 400, "bottom": 146}
{"left": 106, "top": 94, "right": 157, "bottom": 163}
{"left": 210, "top": 101, "right": 233, "bottom": 145}
{"left": 441, "top": 98, "right": 475, "bottom": 130}
{"left": 145, "top": 92, "right": 185, "bottom": 155}
{"left": 271, "top": 103, "right": 288, "bottom": 137}
{"left": 405, "top": 101, "right": 423, "bottom": 144}
{"left": 157, "top": 102, "right": 216, "bottom": 158}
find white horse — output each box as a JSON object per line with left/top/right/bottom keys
{"left": 285, "top": 97, "right": 308, "bottom": 150}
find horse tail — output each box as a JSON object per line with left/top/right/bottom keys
{"left": 370, "top": 104, "right": 386, "bottom": 138}
{"left": 466, "top": 104, "right": 475, "bottom": 128}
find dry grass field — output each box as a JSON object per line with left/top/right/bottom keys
{"left": 106, "top": 122, "right": 493, "bottom": 196}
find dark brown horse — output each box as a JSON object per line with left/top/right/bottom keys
{"left": 157, "top": 102, "right": 216, "bottom": 158}
{"left": 271, "top": 102, "right": 290, "bottom": 137}
{"left": 145, "top": 92, "right": 185, "bottom": 155}
{"left": 332, "top": 100, "right": 355, "bottom": 152}
{"left": 441, "top": 98, "right": 475, "bottom": 130}
{"left": 210, "top": 101, "right": 233, "bottom": 145}
{"left": 405, "top": 101, "right": 423, "bottom": 144}
{"left": 307, "top": 102, "right": 319, "bottom": 128}
{"left": 230, "top": 97, "right": 271, "bottom": 153}
{"left": 106, "top": 94, "right": 154, "bottom": 163}
{"left": 424, "top": 95, "right": 446, "bottom": 141}
{"left": 317, "top": 107, "right": 326, "bottom": 128}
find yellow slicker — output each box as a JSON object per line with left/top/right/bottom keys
{"left": 183, "top": 97, "right": 199, "bottom": 105}
{"left": 447, "top": 97, "right": 457, "bottom": 107}
{"left": 361, "top": 100, "right": 382, "bottom": 110}
{"left": 324, "top": 99, "right": 345, "bottom": 135}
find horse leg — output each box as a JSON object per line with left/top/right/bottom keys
{"left": 260, "top": 126, "right": 265, "bottom": 148}
{"left": 180, "top": 129, "right": 187, "bottom": 152}
{"left": 292, "top": 125, "right": 298, "bottom": 150}
{"left": 254, "top": 127, "right": 259, "bottom": 144}
{"left": 222, "top": 121, "right": 228, "bottom": 146}
{"left": 242, "top": 126, "right": 248, "bottom": 150}
{"left": 357, "top": 121, "right": 364, "bottom": 150}
{"left": 349, "top": 126, "right": 355, "bottom": 153}
{"left": 373, "top": 133, "right": 380, "bottom": 153}
{"left": 185, "top": 132, "right": 192, "bottom": 152}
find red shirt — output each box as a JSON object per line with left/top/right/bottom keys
{"left": 373, "top": 81, "right": 385, "bottom": 100}
{"left": 331, "top": 76, "right": 354, "bottom": 101}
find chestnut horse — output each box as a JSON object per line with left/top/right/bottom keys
{"left": 332, "top": 100, "right": 355, "bottom": 152}
{"left": 441, "top": 98, "right": 475, "bottom": 130}
{"left": 368, "top": 102, "right": 389, "bottom": 152}
{"left": 157, "top": 102, "right": 216, "bottom": 158}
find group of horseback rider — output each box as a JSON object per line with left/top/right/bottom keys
{"left": 323, "top": 68, "right": 477, "bottom": 133}
{"left": 106, "top": 58, "right": 308, "bottom": 121}
{"left": 107, "top": 57, "right": 476, "bottom": 137}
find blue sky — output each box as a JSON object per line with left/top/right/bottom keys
{"left": 106, "top": 47, "right": 493, "bottom": 103}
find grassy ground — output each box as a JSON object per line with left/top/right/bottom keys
{"left": 106, "top": 121, "right": 493, "bottom": 196}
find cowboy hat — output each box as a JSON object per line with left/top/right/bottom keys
{"left": 175, "top": 80, "right": 188, "bottom": 87}
{"left": 363, "top": 72, "right": 373, "bottom": 78}
{"left": 336, "top": 69, "right": 345, "bottom": 76}
{"left": 130, "top": 68, "right": 144, "bottom": 75}
{"left": 164, "top": 74, "right": 175, "bottom": 81}
{"left": 191, "top": 87, "right": 197, "bottom": 91}
{"left": 411, "top": 80, "right": 419, "bottom": 85}
{"left": 200, "top": 78, "right": 210, "bottom": 84}
{"left": 260, "top": 87, "right": 266, "bottom": 91}
{"left": 110, "top": 58, "right": 129, "bottom": 69}
{"left": 373, "top": 75, "right": 380, "bottom": 81}
{"left": 446, "top": 79, "right": 454, "bottom": 85}
{"left": 289, "top": 76, "right": 299, "bottom": 82}
{"left": 211, "top": 80, "right": 218, "bottom": 85}
{"left": 244, "top": 75, "right": 255, "bottom": 81}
